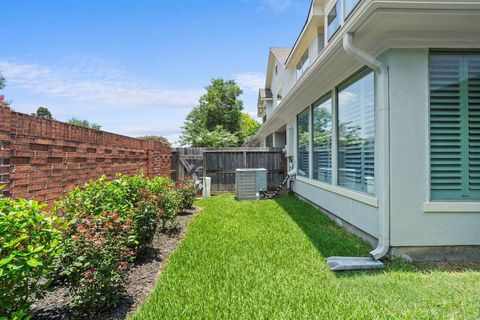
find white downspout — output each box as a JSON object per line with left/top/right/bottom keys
{"left": 343, "top": 33, "right": 390, "bottom": 260}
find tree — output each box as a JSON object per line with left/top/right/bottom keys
{"left": 32, "top": 107, "right": 53, "bottom": 120}
{"left": 0, "top": 72, "right": 9, "bottom": 108}
{"left": 0, "top": 72, "right": 5, "bottom": 91}
{"left": 67, "top": 118, "right": 102, "bottom": 131}
{"left": 180, "top": 78, "right": 244, "bottom": 147}
{"left": 187, "top": 126, "right": 239, "bottom": 147}
{"left": 138, "top": 136, "right": 171, "bottom": 147}
{"left": 240, "top": 113, "right": 260, "bottom": 139}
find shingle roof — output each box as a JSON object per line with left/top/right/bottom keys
{"left": 259, "top": 88, "right": 273, "bottom": 100}
{"left": 271, "top": 48, "right": 292, "bottom": 65}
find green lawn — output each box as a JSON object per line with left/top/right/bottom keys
{"left": 130, "top": 195, "right": 480, "bottom": 319}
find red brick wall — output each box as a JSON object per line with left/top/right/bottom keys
{"left": 0, "top": 105, "right": 171, "bottom": 203}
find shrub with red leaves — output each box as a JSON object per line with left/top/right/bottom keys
{"left": 60, "top": 211, "right": 136, "bottom": 315}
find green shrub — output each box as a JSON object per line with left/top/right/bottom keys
{"left": 60, "top": 211, "right": 135, "bottom": 314}
{"left": 147, "top": 176, "right": 174, "bottom": 193}
{"left": 148, "top": 177, "right": 180, "bottom": 230}
{"left": 0, "top": 198, "right": 63, "bottom": 319}
{"left": 176, "top": 178, "right": 196, "bottom": 211}
{"left": 56, "top": 175, "right": 158, "bottom": 253}
{"left": 54, "top": 174, "right": 183, "bottom": 315}
{"left": 130, "top": 188, "right": 160, "bottom": 252}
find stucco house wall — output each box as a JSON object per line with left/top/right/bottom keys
{"left": 385, "top": 48, "right": 480, "bottom": 247}
{"left": 256, "top": 0, "right": 480, "bottom": 260}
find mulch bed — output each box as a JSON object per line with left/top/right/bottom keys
{"left": 32, "top": 207, "right": 201, "bottom": 320}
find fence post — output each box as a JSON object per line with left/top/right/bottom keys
{"left": 0, "top": 105, "right": 12, "bottom": 196}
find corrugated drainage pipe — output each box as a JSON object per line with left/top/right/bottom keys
{"left": 343, "top": 32, "right": 390, "bottom": 260}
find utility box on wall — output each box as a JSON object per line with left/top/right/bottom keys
{"left": 235, "top": 168, "right": 267, "bottom": 200}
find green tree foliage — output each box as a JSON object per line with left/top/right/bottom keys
{"left": 186, "top": 126, "right": 239, "bottom": 147}
{"left": 299, "top": 108, "right": 361, "bottom": 148}
{"left": 240, "top": 113, "right": 260, "bottom": 139}
{"left": 32, "top": 107, "right": 53, "bottom": 120}
{"left": 67, "top": 117, "right": 102, "bottom": 131}
{"left": 180, "top": 78, "right": 244, "bottom": 147}
{"left": 139, "top": 136, "right": 171, "bottom": 147}
{"left": 0, "top": 72, "right": 10, "bottom": 108}
{"left": 0, "top": 72, "right": 5, "bottom": 91}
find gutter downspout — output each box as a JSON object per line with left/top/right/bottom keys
{"left": 343, "top": 33, "right": 390, "bottom": 260}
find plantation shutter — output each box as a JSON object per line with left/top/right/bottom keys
{"left": 468, "top": 55, "right": 480, "bottom": 195}
{"left": 430, "top": 52, "right": 480, "bottom": 200}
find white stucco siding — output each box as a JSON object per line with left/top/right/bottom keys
{"left": 386, "top": 48, "right": 480, "bottom": 246}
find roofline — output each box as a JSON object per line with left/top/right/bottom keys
{"left": 284, "top": 0, "right": 315, "bottom": 66}
{"left": 264, "top": 48, "right": 285, "bottom": 89}
{"left": 270, "top": 47, "right": 291, "bottom": 65}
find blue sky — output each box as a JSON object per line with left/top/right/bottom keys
{"left": 0, "top": 0, "right": 310, "bottom": 144}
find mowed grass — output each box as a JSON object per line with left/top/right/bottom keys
{"left": 130, "top": 195, "right": 480, "bottom": 319}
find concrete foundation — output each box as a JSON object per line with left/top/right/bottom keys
{"left": 294, "top": 193, "right": 480, "bottom": 262}
{"left": 389, "top": 246, "right": 480, "bottom": 263}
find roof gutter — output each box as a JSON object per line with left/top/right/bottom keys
{"left": 343, "top": 32, "right": 390, "bottom": 260}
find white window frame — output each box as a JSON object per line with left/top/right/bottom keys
{"left": 296, "top": 52, "right": 310, "bottom": 80}
{"left": 294, "top": 67, "right": 378, "bottom": 205}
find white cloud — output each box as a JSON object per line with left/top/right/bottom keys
{"left": 234, "top": 72, "right": 265, "bottom": 92}
{"left": 262, "top": 0, "right": 293, "bottom": 13}
{"left": 0, "top": 59, "right": 204, "bottom": 108}
{"left": 338, "top": 91, "right": 358, "bottom": 105}
{"left": 119, "top": 125, "right": 181, "bottom": 137}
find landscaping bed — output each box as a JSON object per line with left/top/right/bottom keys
{"left": 31, "top": 207, "right": 200, "bottom": 320}
{"left": 1, "top": 174, "right": 197, "bottom": 319}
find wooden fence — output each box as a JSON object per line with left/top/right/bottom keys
{"left": 171, "top": 148, "right": 205, "bottom": 182}
{"left": 172, "top": 147, "right": 286, "bottom": 194}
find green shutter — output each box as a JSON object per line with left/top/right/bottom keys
{"left": 430, "top": 52, "right": 480, "bottom": 200}
{"left": 468, "top": 55, "right": 480, "bottom": 194}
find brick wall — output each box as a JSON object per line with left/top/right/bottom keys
{"left": 0, "top": 105, "right": 171, "bottom": 203}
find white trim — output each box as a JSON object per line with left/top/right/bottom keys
{"left": 308, "top": 106, "right": 313, "bottom": 179}
{"left": 423, "top": 202, "right": 480, "bottom": 213}
{"left": 296, "top": 175, "right": 379, "bottom": 207}
{"left": 331, "top": 90, "right": 339, "bottom": 186}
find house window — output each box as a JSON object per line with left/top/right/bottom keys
{"left": 266, "top": 134, "right": 273, "bottom": 148}
{"left": 430, "top": 52, "right": 480, "bottom": 200}
{"left": 344, "top": 0, "right": 360, "bottom": 19}
{"left": 327, "top": 1, "right": 340, "bottom": 40}
{"left": 297, "top": 108, "right": 310, "bottom": 177}
{"left": 275, "top": 64, "right": 278, "bottom": 75}
{"left": 296, "top": 52, "right": 310, "bottom": 80}
{"left": 312, "top": 95, "right": 333, "bottom": 183}
{"left": 338, "top": 70, "right": 375, "bottom": 194}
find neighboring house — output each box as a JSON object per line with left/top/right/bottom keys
{"left": 252, "top": 0, "right": 480, "bottom": 261}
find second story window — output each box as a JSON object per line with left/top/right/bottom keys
{"left": 327, "top": 1, "right": 340, "bottom": 40}
{"left": 344, "top": 0, "right": 359, "bottom": 18}
{"left": 296, "top": 53, "right": 310, "bottom": 79}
